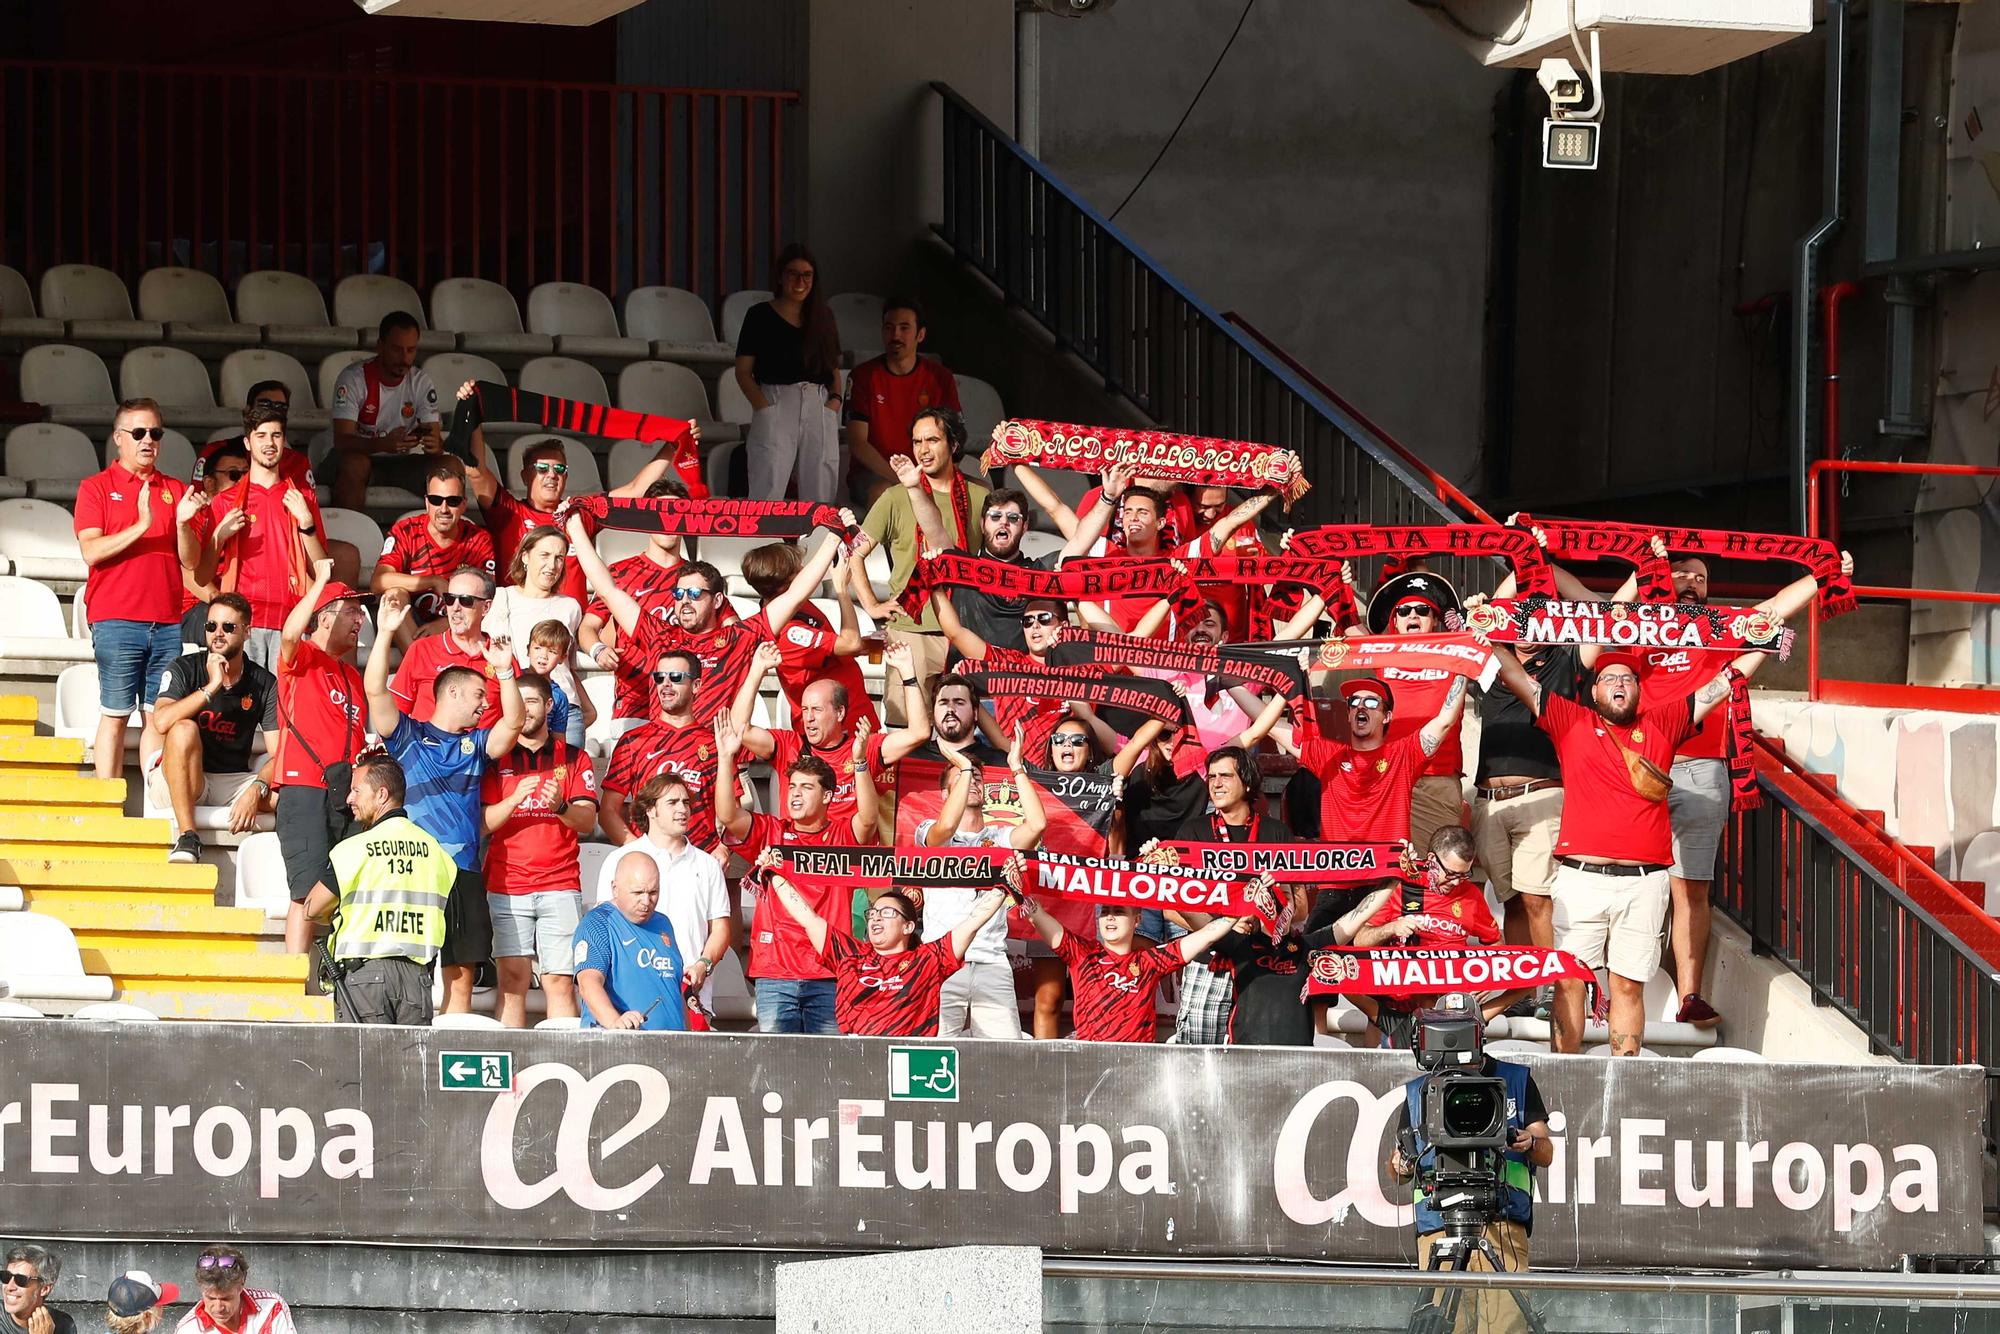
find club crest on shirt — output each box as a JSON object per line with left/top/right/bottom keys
{"left": 460, "top": 737, "right": 475, "bottom": 755}
{"left": 1631, "top": 730, "right": 1645, "bottom": 743}
{"left": 1375, "top": 759, "right": 1388, "bottom": 773}
{"left": 240, "top": 696, "right": 253, "bottom": 710}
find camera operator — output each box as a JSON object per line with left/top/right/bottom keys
{"left": 1386, "top": 994, "right": 1553, "bottom": 1334}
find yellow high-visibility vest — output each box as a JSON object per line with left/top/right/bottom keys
{"left": 328, "top": 812, "right": 454, "bottom": 964}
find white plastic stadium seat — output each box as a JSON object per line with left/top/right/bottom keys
{"left": 1690, "top": 1046, "right": 1769, "bottom": 1063}
{"left": 39, "top": 263, "right": 161, "bottom": 344}
{"left": 423, "top": 351, "right": 505, "bottom": 399}
{"left": 0, "top": 577, "right": 77, "bottom": 653}
{"left": 534, "top": 1016, "right": 583, "bottom": 1030}
{"left": 579, "top": 842, "right": 619, "bottom": 904}
{"left": 580, "top": 676, "right": 618, "bottom": 759}
{"left": 527, "top": 282, "right": 646, "bottom": 362}
{"left": 319, "top": 508, "right": 385, "bottom": 580}
{"left": 20, "top": 343, "right": 118, "bottom": 428}
{"left": 720, "top": 290, "right": 771, "bottom": 346}
{"left": 5, "top": 423, "right": 97, "bottom": 503}
{"left": 235, "top": 270, "right": 359, "bottom": 353}
{"left": 316, "top": 349, "right": 374, "bottom": 413}
{"left": 595, "top": 527, "right": 649, "bottom": 565}
{"left": 519, "top": 355, "right": 609, "bottom": 407}
{"left": 0, "top": 499, "right": 88, "bottom": 584}
{"left": 138, "top": 267, "right": 258, "bottom": 350}
{"left": 0, "top": 264, "right": 63, "bottom": 344}
{"left": 232, "top": 832, "right": 295, "bottom": 919}
{"left": 1016, "top": 530, "right": 1065, "bottom": 563}
{"left": 617, "top": 361, "right": 730, "bottom": 442}
{"left": 431, "top": 277, "right": 551, "bottom": 359}
{"left": 828, "top": 292, "right": 885, "bottom": 357}
{"left": 504, "top": 434, "right": 601, "bottom": 498}
{"left": 622, "top": 286, "right": 733, "bottom": 364}
{"left": 333, "top": 274, "right": 453, "bottom": 352}
{"left": 73, "top": 1001, "right": 161, "bottom": 1022}
{"left": 118, "top": 345, "right": 230, "bottom": 424}
{"left": 101, "top": 427, "right": 197, "bottom": 483}
{"left": 0, "top": 1001, "right": 47, "bottom": 1018}
{"left": 55, "top": 664, "right": 132, "bottom": 739}
{"left": 714, "top": 373, "right": 754, "bottom": 426}
{"left": 955, "top": 374, "right": 1005, "bottom": 455}
{"left": 219, "top": 347, "right": 318, "bottom": 413}
{"left": 704, "top": 439, "right": 740, "bottom": 500}
{"left": 605, "top": 439, "right": 652, "bottom": 491}
{"left": 0, "top": 913, "right": 112, "bottom": 1003}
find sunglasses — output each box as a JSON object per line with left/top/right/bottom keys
{"left": 671, "top": 587, "right": 712, "bottom": 601}
{"left": 651, "top": 670, "right": 691, "bottom": 683}
{"left": 530, "top": 461, "right": 568, "bottom": 476}
{"left": 1347, "top": 694, "right": 1385, "bottom": 710}
{"left": 1019, "top": 610, "right": 1058, "bottom": 627}
{"left": 251, "top": 397, "right": 287, "bottom": 411}
{"left": 443, "top": 593, "right": 488, "bottom": 609}
{"left": 1393, "top": 603, "right": 1434, "bottom": 618}
{"left": 214, "top": 467, "right": 248, "bottom": 483}
{"left": 204, "top": 620, "right": 243, "bottom": 633}
{"left": 123, "top": 426, "right": 166, "bottom": 442}
{"left": 1050, "top": 734, "right": 1089, "bottom": 748}
{"left": 426, "top": 493, "right": 466, "bottom": 507}
{"left": 196, "top": 1256, "right": 240, "bottom": 1272}
{"left": 986, "top": 511, "right": 1025, "bottom": 524}
{"left": 1, "top": 1273, "right": 39, "bottom": 1288}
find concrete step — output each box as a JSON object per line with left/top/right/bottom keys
{"left": 114, "top": 989, "right": 331, "bottom": 1023}
{"left": 0, "top": 734, "right": 86, "bottom": 772}
{"left": 48, "top": 898, "right": 273, "bottom": 948}
{"left": 87, "top": 947, "right": 312, "bottom": 988}
{"left": 0, "top": 811, "right": 174, "bottom": 862}
{"left": 0, "top": 772, "right": 125, "bottom": 816}
{"left": 7, "top": 857, "right": 220, "bottom": 908}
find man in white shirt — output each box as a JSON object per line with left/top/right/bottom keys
{"left": 330, "top": 310, "right": 443, "bottom": 509}
{"left": 596, "top": 771, "right": 733, "bottom": 1010}
{"left": 914, "top": 737, "right": 1045, "bottom": 1039}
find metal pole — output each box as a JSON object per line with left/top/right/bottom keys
{"left": 1793, "top": 0, "right": 1849, "bottom": 535}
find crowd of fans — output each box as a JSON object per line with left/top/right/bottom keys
{"left": 67, "top": 271, "right": 1850, "bottom": 1048}
{"left": 4, "top": 1243, "right": 294, "bottom": 1334}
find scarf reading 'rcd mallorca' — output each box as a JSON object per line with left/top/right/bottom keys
{"left": 451, "top": 380, "right": 704, "bottom": 497}
{"left": 559, "top": 492, "right": 853, "bottom": 541}
{"left": 983, "top": 419, "right": 1312, "bottom": 503}
{"left": 1279, "top": 633, "right": 1500, "bottom": 687}
{"left": 1152, "top": 840, "right": 1405, "bottom": 885}
{"left": 1511, "top": 514, "right": 1856, "bottom": 616}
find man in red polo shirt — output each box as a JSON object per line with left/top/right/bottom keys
{"left": 1491, "top": 639, "right": 1780, "bottom": 1055}
{"left": 578, "top": 477, "right": 696, "bottom": 738}
{"left": 390, "top": 568, "right": 501, "bottom": 726}
{"left": 1282, "top": 673, "right": 1469, "bottom": 849}
{"left": 754, "top": 848, "right": 1019, "bottom": 1038}
{"left": 845, "top": 297, "right": 962, "bottom": 501}
{"left": 272, "top": 561, "right": 368, "bottom": 955}
{"left": 189, "top": 402, "right": 329, "bottom": 669}
{"left": 371, "top": 461, "right": 496, "bottom": 639}
{"left": 481, "top": 671, "right": 599, "bottom": 1028}
{"left": 74, "top": 397, "right": 208, "bottom": 781}
{"left": 597, "top": 648, "right": 721, "bottom": 849}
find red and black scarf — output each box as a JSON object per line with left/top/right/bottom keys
{"left": 1153, "top": 839, "right": 1405, "bottom": 885}
{"left": 1287, "top": 524, "right": 1556, "bottom": 597}
{"left": 897, "top": 551, "right": 1200, "bottom": 622}
{"left": 1512, "top": 515, "right": 1676, "bottom": 603}
{"left": 559, "top": 492, "right": 853, "bottom": 541}
{"left": 452, "top": 380, "right": 704, "bottom": 497}
{"left": 1510, "top": 515, "right": 1856, "bottom": 616}
{"left": 1046, "top": 627, "right": 1311, "bottom": 718}
{"left": 958, "top": 662, "right": 1196, "bottom": 729}
{"left": 984, "top": 419, "right": 1312, "bottom": 503}
{"left": 1723, "top": 666, "right": 1761, "bottom": 812}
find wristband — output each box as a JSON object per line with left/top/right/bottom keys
{"left": 590, "top": 643, "right": 609, "bottom": 663}
{"left": 297, "top": 523, "right": 317, "bottom": 536}
{"left": 855, "top": 760, "right": 871, "bottom": 773}
{"left": 901, "top": 676, "right": 919, "bottom": 688}
{"left": 494, "top": 669, "right": 515, "bottom": 681}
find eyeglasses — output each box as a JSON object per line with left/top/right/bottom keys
{"left": 651, "top": 670, "right": 691, "bottom": 683}
{"left": 1429, "top": 856, "right": 1472, "bottom": 888}
{"left": 530, "top": 461, "right": 568, "bottom": 476}
{"left": 1597, "top": 671, "right": 1639, "bottom": 686}
{"left": 426, "top": 493, "right": 466, "bottom": 507}
{"left": 443, "top": 593, "right": 487, "bottom": 609}
{"left": 196, "top": 1256, "right": 240, "bottom": 1273}
{"left": 986, "top": 510, "right": 1025, "bottom": 524}
{"left": 782, "top": 267, "right": 815, "bottom": 282}
{"left": 214, "top": 467, "right": 248, "bottom": 483}
{"left": 1019, "top": 611, "right": 1058, "bottom": 626}
{"left": 204, "top": 620, "right": 243, "bottom": 633}
{"left": 865, "top": 906, "right": 908, "bottom": 922}
{"left": 251, "top": 397, "right": 287, "bottom": 411}
{"left": 123, "top": 426, "right": 166, "bottom": 442}
{"left": 1347, "top": 694, "right": 1385, "bottom": 710}
{"left": 1, "top": 1272, "right": 39, "bottom": 1288}
{"left": 1049, "top": 734, "right": 1089, "bottom": 748}
{"left": 671, "top": 587, "right": 712, "bottom": 601}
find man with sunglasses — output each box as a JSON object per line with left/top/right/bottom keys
{"left": 579, "top": 477, "right": 697, "bottom": 741}
{"left": 146, "top": 592, "right": 279, "bottom": 864}
{"left": 1360, "top": 570, "right": 1471, "bottom": 859}
{"left": 330, "top": 310, "right": 443, "bottom": 511}
{"left": 171, "top": 1245, "right": 296, "bottom": 1334}
{"left": 2, "top": 1244, "right": 74, "bottom": 1334}
{"left": 598, "top": 649, "right": 721, "bottom": 850}
{"left": 1278, "top": 673, "right": 1469, "bottom": 854}
{"left": 187, "top": 401, "right": 329, "bottom": 669}
{"left": 389, "top": 568, "right": 503, "bottom": 727}
{"left": 371, "top": 461, "right": 496, "bottom": 639}
{"left": 75, "top": 396, "right": 209, "bottom": 782}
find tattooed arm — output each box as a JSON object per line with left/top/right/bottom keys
{"left": 1688, "top": 634, "right": 1783, "bottom": 727}
{"left": 1418, "top": 675, "right": 1469, "bottom": 757}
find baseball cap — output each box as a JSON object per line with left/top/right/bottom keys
{"left": 311, "top": 581, "right": 364, "bottom": 617}
{"left": 1338, "top": 676, "right": 1395, "bottom": 712}
{"left": 1593, "top": 649, "right": 1650, "bottom": 680}
{"left": 107, "top": 1271, "right": 178, "bottom": 1316}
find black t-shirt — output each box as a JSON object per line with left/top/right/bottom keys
{"left": 158, "top": 651, "right": 280, "bottom": 773}
{"left": 1172, "top": 810, "right": 1295, "bottom": 845}
{"left": 1212, "top": 923, "right": 1333, "bottom": 1047}
{"left": 1474, "top": 645, "right": 1581, "bottom": 784}
{"left": 0, "top": 1305, "right": 77, "bottom": 1334}
{"left": 950, "top": 549, "right": 1058, "bottom": 660}
{"left": 736, "top": 301, "right": 833, "bottom": 388}
{"left": 1123, "top": 764, "right": 1208, "bottom": 852}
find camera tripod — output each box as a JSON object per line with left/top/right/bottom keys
{"left": 1406, "top": 1225, "right": 1548, "bottom": 1334}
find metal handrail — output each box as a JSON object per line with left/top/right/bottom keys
{"left": 1042, "top": 1257, "right": 2000, "bottom": 1300}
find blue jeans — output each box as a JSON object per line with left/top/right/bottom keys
{"left": 92, "top": 618, "right": 182, "bottom": 713}
{"left": 755, "top": 977, "right": 839, "bottom": 1035}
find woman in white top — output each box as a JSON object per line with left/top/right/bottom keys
{"left": 485, "top": 525, "right": 585, "bottom": 743}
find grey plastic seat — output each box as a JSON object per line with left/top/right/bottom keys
{"left": 528, "top": 282, "right": 646, "bottom": 362}
{"left": 138, "top": 267, "right": 259, "bottom": 350}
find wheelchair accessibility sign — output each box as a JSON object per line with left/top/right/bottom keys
{"left": 888, "top": 1046, "right": 958, "bottom": 1102}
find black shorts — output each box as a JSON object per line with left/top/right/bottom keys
{"left": 441, "top": 864, "right": 494, "bottom": 967}
{"left": 277, "top": 784, "right": 356, "bottom": 903}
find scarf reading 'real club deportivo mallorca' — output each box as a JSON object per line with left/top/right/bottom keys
{"left": 449, "top": 380, "right": 705, "bottom": 497}
{"left": 983, "top": 420, "right": 1313, "bottom": 503}
{"left": 558, "top": 492, "right": 855, "bottom": 542}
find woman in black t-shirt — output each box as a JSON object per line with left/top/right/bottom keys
{"left": 733, "top": 243, "right": 844, "bottom": 505}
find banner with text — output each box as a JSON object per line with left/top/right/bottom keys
{"left": 0, "top": 1023, "right": 1975, "bottom": 1270}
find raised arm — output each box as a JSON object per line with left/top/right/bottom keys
{"left": 828, "top": 558, "right": 866, "bottom": 657}
{"left": 173, "top": 486, "right": 206, "bottom": 574}
{"left": 615, "top": 422, "right": 702, "bottom": 499}
{"left": 890, "top": 454, "right": 954, "bottom": 551}
{"left": 484, "top": 636, "right": 525, "bottom": 758}
{"left": 764, "top": 523, "right": 855, "bottom": 633}
{"left": 1760, "top": 550, "right": 1852, "bottom": 621}
{"left": 365, "top": 591, "right": 412, "bottom": 736}
{"left": 1175, "top": 907, "right": 1254, "bottom": 963}
{"left": 924, "top": 751, "right": 977, "bottom": 846}
{"left": 563, "top": 512, "right": 643, "bottom": 635}
{"left": 1110, "top": 717, "right": 1169, "bottom": 779}
{"left": 280, "top": 558, "right": 334, "bottom": 668}
{"left": 1005, "top": 725, "right": 1046, "bottom": 850}
{"left": 712, "top": 712, "right": 753, "bottom": 842}
{"left": 875, "top": 642, "right": 933, "bottom": 766}
{"left": 1275, "top": 590, "right": 1329, "bottom": 641}
{"left": 1417, "top": 676, "right": 1470, "bottom": 756}
{"left": 1055, "top": 460, "right": 1135, "bottom": 562}
{"left": 1204, "top": 492, "right": 1273, "bottom": 550}
{"left": 1488, "top": 645, "right": 1544, "bottom": 718}
{"left": 1017, "top": 895, "right": 1067, "bottom": 951}
{"left": 929, "top": 580, "right": 987, "bottom": 660}
{"left": 848, "top": 718, "right": 881, "bottom": 842}
{"left": 1232, "top": 690, "right": 1292, "bottom": 750}
{"left": 1309, "top": 884, "right": 1399, "bottom": 947}
{"left": 1010, "top": 461, "right": 1080, "bottom": 540}
{"left": 1689, "top": 631, "right": 1784, "bottom": 727}
{"left": 762, "top": 866, "right": 829, "bottom": 955}
{"left": 947, "top": 855, "right": 1022, "bottom": 959}
{"left": 730, "top": 641, "right": 783, "bottom": 761}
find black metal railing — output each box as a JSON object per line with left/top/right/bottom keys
{"left": 1716, "top": 763, "right": 2000, "bottom": 1197}
{"left": 931, "top": 84, "right": 1496, "bottom": 598}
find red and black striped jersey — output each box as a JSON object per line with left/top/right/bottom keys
{"left": 587, "top": 553, "right": 689, "bottom": 721}
{"left": 377, "top": 514, "right": 497, "bottom": 623}
{"left": 823, "top": 934, "right": 963, "bottom": 1037}
{"left": 601, "top": 718, "right": 720, "bottom": 850}
{"left": 1054, "top": 932, "right": 1183, "bottom": 1043}
{"left": 634, "top": 616, "right": 763, "bottom": 720}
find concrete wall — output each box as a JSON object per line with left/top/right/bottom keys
{"left": 1029, "top": 1, "right": 1508, "bottom": 490}
{"left": 804, "top": 0, "right": 1014, "bottom": 298}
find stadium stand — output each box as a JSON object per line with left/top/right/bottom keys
{"left": 136, "top": 266, "right": 260, "bottom": 350}
{"left": 623, "top": 284, "right": 736, "bottom": 365}
{"left": 529, "top": 281, "right": 650, "bottom": 362}
{"left": 234, "top": 269, "right": 361, "bottom": 354}
{"left": 431, "top": 276, "right": 552, "bottom": 360}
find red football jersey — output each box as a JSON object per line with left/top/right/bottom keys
{"left": 190, "top": 477, "right": 323, "bottom": 629}
{"left": 758, "top": 603, "right": 879, "bottom": 732}
{"left": 1299, "top": 731, "right": 1427, "bottom": 844}
{"left": 1638, "top": 645, "right": 1731, "bottom": 760}
{"left": 73, "top": 464, "right": 191, "bottom": 626}
{"left": 1366, "top": 877, "right": 1501, "bottom": 947}
{"left": 634, "top": 616, "right": 762, "bottom": 720}
{"left": 741, "top": 815, "right": 851, "bottom": 980}
{"left": 481, "top": 739, "right": 598, "bottom": 895}
{"left": 587, "top": 553, "right": 688, "bottom": 721}
{"left": 846, "top": 356, "right": 961, "bottom": 462}
{"left": 273, "top": 639, "right": 365, "bottom": 791}
{"left": 377, "top": 514, "right": 498, "bottom": 624}
{"left": 601, "top": 718, "right": 722, "bottom": 851}
{"left": 823, "top": 934, "right": 963, "bottom": 1037}
{"left": 1378, "top": 665, "right": 1465, "bottom": 779}
{"left": 1540, "top": 692, "right": 1694, "bottom": 865}
{"left": 766, "top": 728, "right": 887, "bottom": 831}
{"left": 1055, "top": 932, "right": 1183, "bottom": 1043}
{"left": 389, "top": 632, "right": 502, "bottom": 727}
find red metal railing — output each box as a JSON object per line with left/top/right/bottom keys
{"left": 1807, "top": 458, "right": 2000, "bottom": 713}
{"left": 0, "top": 59, "right": 798, "bottom": 311}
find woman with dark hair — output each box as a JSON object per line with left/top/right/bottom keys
{"left": 734, "top": 243, "right": 844, "bottom": 504}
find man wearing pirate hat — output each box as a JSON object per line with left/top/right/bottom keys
{"left": 1365, "top": 569, "right": 1470, "bottom": 858}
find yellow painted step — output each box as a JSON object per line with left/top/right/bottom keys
{"left": 50, "top": 899, "right": 271, "bottom": 946}
{"left": 0, "top": 841, "right": 167, "bottom": 864}
{"left": 0, "top": 721, "right": 34, "bottom": 738}
{"left": 117, "top": 972, "right": 311, "bottom": 998}
{"left": 0, "top": 736, "right": 85, "bottom": 772}
{"left": 0, "top": 773, "right": 124, "bottom": 809}
{"left": 0, "top": 698, "right": 38, "bottom": 726}
{"left": 84, "top": 947, "right": 309, "bottom": 982}
{"left": 1, "top": 859, "right": 218, "bottom": 890}
{"left": 129, "top": 990, "right": 333, "bottom": 1023}
{"left": 0, "top": 812, "right": 171, "bottom": 848}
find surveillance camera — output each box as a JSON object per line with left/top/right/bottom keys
{"left": 1537, "top": 57, "right": 1585, "bottom": 109}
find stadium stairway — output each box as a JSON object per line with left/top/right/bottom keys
{"left": 0, "top": 694, "right": 327, "bottom": 1021}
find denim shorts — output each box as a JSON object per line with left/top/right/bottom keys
{"left": 94, "top": 618, "right": 184, "bottom": 714}
{"left": 488, "top": 890, "right": 583, "bottom": 975}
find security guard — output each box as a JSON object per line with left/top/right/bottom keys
{"left": 305, "top": 754, "right": 454, "bottom": 1024}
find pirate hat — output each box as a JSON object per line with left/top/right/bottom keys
{"left": 1367, "top": 571, "right": 1463, "bottom": 634}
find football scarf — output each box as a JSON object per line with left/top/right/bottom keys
{"left": 896, "top": 551, "right": 1199, "bottom": 622}
{"left": 1046, "top": 627, "right": 1310, "bottom": 709}
{"left": 1305, "top": 944, "right": 1596, "bottom": 999}
{"left": 450, "top": 379, "right": 704, "bottom": 497}
{"left": 1151, "top": 839, "right": 1405, "bottom": 885}
{"left": 1724, "top": 665, "right": 1761, "bottom": 812}
{"left": 1458, "top": 598, "right": 1795, "bottom": 658}
{"left": 1512, "top": 515, "right": 1676, "bottom": 603}
{"left": 958, "top": 663, "right": 1196, "bottom": 729}
{"left": 1283, "top": 633, "right": 1500, "bottom": 687}
{"left": 1509, "top": 515, "right": 1856, "bottom": 617}
{"left": 1286, "top": 524, "right": 1556, "bottom": 597}
{"left": 1029, "top": 849, "right": 1284, "bottom": 931}
{"left": 766, "top": 844, "right": 1011, "bottom": 896}
{"left": 984, "top": 419, "right": 1312, "bottom": 503}
{"left": 558, "top": 492, "right": 854, "bottom": 541}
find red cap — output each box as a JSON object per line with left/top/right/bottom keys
{"left": 1338, "top": 677, "right": 1395, "bottom": 711}
{"left": 311, "top": 582, "right": 364, "bottom": 617}
{"left": 1593, "top": 649, "right": 1650, "bottom": 680}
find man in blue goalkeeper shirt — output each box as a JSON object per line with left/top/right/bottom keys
{"left": 574, "top": 850, "right": 688, "bottom": 1031}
